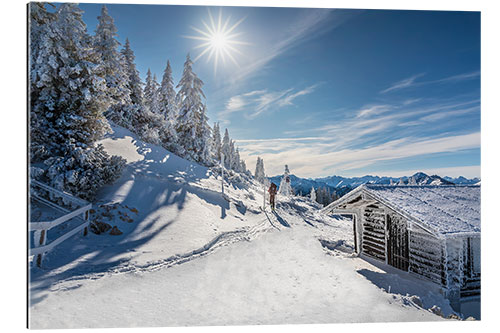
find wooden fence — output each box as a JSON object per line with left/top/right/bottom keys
{"left": 29, "top": 180, "right": 92, "bottom": 267}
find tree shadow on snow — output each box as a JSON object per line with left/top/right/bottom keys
{"left": 272, "top": 211, "right": 290, "bottom": 228}
{"left": 29, "top": 214, "right": 175, "bottom": 305}
{"left": 29, "top": 125, "right": 241, "bottom": 304}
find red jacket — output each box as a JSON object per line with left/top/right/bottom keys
{"left": 268, "top": 184, "right": 277, "bottom": 195}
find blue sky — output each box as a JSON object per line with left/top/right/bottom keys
{"left": 79, "top": 3, "right": 480, "bottom": 179}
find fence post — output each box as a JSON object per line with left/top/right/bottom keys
{"left": 83, "top": 208, "right": 89, "bottom": 236}
{"left": 35, "top": 229, "right": 46, "bottom": 268}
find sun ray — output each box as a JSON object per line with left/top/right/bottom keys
{"left": 184, "top": 9, "right": 248, "bottom": 75}
{"left": 192, "top": 42, "right": 212, "bottom": 50}
{"left": 193, "top": 46, "right": 213, "bottom": 62}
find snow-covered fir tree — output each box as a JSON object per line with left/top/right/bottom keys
{"left": 233, "top": 147, "right": 242, "bottom": 172}
{"left": 144, "top": 69, "right": 161, "bottom": 114}
{"left": 212, "top": 122, "right": 222, "bottom": 163}
{"left": 221, "top": 128, "right": 231, "bottom": 169}
{"left": 30, "top": 3, "right": 124, "bottom": 200}
{"left": 278, "top": 165, "right": 292, "bottom": 196}
{"left": 310, "top": 186, "right": 316, "bottom": 202}
{"left": 175, "top": 54, "right": 213, "bottom": 165}
{"left": 158, "top": 60, "right": 178, "bottom": 145}
{"left": 93, "top": 5, "right": 131, "bottom": 110}
{"left": 254, "top": 157, "right": 266, "bottom": 183}
{"left": 228, "top": 140, "right": 236, "bottom": 170}
{"left": 29, "top": 2, "right": 57, "bottom": 160}
{"left": 121, "top": 38, "right": 143, "bottom": 107}
{"left": 240, "top": 159, "right": 247, "bottom": 174}
{"left": 131, "top": 70, "right": 165, "bottom": 145}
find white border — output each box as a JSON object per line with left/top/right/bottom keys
{"left": 3, "top": 0, "right": 499, "bottom": 332}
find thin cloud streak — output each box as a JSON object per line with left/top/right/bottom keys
{"left": 380, "top": 73, "right": 425, "bottom": 94}
{"left": 380, "top": 71, "right": 480, "bottom": 94}
{"left": 219, "top": 84, "right": 318, "bottom": 120}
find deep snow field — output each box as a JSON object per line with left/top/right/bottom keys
{"left": 29, "top": 125, "right": 457, "bottom": 329}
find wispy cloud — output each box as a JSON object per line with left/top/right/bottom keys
{"left": 356, "top": 104, "right": 393, "bottom": 118}
{"left": 219, "top": 84, "right": 318, "bottom": 120}
{"left": 432, "top": 71, "right": 480, "bottom": 84}
{"left": 278, "top": 84, "right": 318, "bottom": 107}
{"left": 380, "top": 73, "right": 425, "bottom": 94}
{"left": 380, "top": 71, "right": 480, "bottom": 94}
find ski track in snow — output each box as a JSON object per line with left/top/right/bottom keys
{"left": 49, "top": 218, "right": 275, "bottom": 291}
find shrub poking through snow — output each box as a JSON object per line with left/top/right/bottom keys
{"left": 90, "top": 221, "right": 112, "bottom": 235}
{"left": 109, "top": 226, "right": 123, "bottom": 235}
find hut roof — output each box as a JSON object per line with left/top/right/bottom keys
{"left": 324, "top": 185, "right": 480, "bottom": 238}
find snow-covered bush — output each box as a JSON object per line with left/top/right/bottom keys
{"left": 30, "top": 166, "right": 45, "bottom": 179}
{"left": 44, "top": 144, "right": 125, "bottom": 201}
{"left": 140, "top": 125, "right": 162, "bottom": 146}
{"left": 105, "top": 103, "right": 138, "bottom": 130}
{"left": 132, "top": 106, "right": 165, "bottom": 146}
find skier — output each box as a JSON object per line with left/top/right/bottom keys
{"left": 268, "top": 182, "right": 278, "bottom": 211}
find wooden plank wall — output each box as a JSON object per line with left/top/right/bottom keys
{"left": 361, "top": 204, "right": 386, "bottom": 261}
{"left": 461, "top": 237, "right": 481, "bottom": 298}
{"left": 409, "top": 224, "right": 446, "bottom": 286}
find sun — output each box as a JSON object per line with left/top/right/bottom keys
{"left": 185, "top": 9, "right": 248, "bottom": 74}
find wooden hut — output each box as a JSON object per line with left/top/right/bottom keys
{"left": 322, "top": 184, "right": 480, "bottom": 310}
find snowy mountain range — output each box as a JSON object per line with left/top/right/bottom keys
{"left": 269, "top": 172, "right": 480, "bottom": 196}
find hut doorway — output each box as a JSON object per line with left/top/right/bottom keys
{"left": 386, "top": 214, "right": 409, "bottom": 271}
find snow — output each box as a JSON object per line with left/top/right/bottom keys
{"left": 29, "top": 124, "right": 458, "bottom": 328}
{"left": 363, "top": 185, "right": 480, "bottom": 237}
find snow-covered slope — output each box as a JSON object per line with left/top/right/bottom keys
{"left": 29, "top": 124, "right": 459, "bottom": 328}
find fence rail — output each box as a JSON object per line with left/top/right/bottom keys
{"left": 29, "top": 180, "right": 91, "bottom": 267}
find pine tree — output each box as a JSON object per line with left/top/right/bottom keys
{"left": 29, "top": 2, "right": 57, "bottom": 160}
{"left": 176, "top": 54, "right": 212, "bottom": 165}
{"left": 30, "top": 3, "right": 124, "bottom": 200}
{"left": 278, "top": 165, "right": 292, "bottom": 196}
{"left": 158, "top": 60, "right": 178, "bottom": 144}
{"left": 93, "top": 5, "right": 130, "bottom": 107}
{"left": 221, "top": 128, "right": 231, "bottom": 169}
{"left": 254, "top": 157, "right": 266, "bottom": 183}
{"left": 144, "top": 69, "right": 158, "bottom": 113}
{"left": 159, "top": 60, "right": 178, "bottom": 120}
{"left": 134, "top": 70, "right": 164, "bottom": 145}
{"left": 233, "top": 147, "right": 242, "bottom": 172}
{"left": 93, "top": 5, "right": 133, "bottom": 128}
{"left": 121, "top": 38, "right": 143, "bottom": 107}
{"left": 212, "top": 122, "right": 222, "bottom": 162}
{"left": 240, "top": 159, "right": 247, "bottom": 173}
{"left": 310, "top": 186, "right": 316, "bottom": 202}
